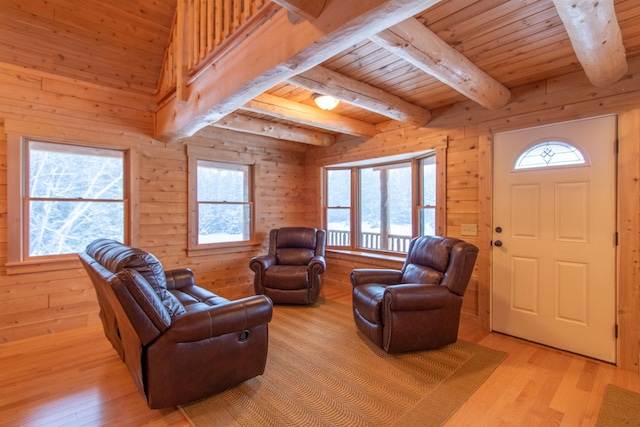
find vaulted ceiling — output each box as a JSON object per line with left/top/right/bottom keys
{"left": 0, "top": 0, "right": 175, "bottom": 93}
{"left": 2, "top": 0, "right": 639, "bottom": 144}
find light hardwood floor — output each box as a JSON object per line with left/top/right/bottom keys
{"left": 1, "top": 286, "right": 638, "bottom": 426}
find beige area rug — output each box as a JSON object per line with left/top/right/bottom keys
{"left": 180, "top": 299, "right": 506, "bottom": 426}
{"left": 596, "top": 384, "right": 640, "bottom": 426}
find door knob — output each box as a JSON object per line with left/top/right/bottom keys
{"left": 494, "top": 240, "right": 503, "bottom": 247}
{"left": 495, "top": 226, "right": 502, "bottom": 233}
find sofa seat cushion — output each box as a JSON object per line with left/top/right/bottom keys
{"left": 352, "top": 284, "right": 388, "bottom": 325}
{"left": 170, "top": 285, "right": 230, "bottom": 313}
{"left": 264, "top": 265, "right": 308, "bottom": 290}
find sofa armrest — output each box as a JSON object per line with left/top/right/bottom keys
{"left": 249, "top": 255, "right": 276, "bottom": 274}
{"left": 309, "top": 255, "right": 326, "bottom": 274}
{"left": 383, "top": 283, "right": 451, "bottom": 311}
{"left": 350, "top": 269, "right": 403, "bottom": 287}
{"left": 164, "top": 268, "right": 195, "bottom": 290}
{"left": 164, "top": 295, "right": 273, "bottom": 343}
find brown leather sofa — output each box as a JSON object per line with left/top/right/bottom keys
{"left": 78, "top": 239, "right": 273, "bottom": 409}
{"left": 249, "top": 227, "right": 326, "bottom": 304}
{"left": 350, "top": 235, "right": 478, "bottom": 353}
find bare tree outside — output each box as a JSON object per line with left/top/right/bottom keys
{"left": 28, "top": 141, "right": 125, "bottom": 257}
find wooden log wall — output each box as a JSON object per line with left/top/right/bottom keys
{"left": 156, "top": 0, "right": 271, "bottom": 101}
{"left": 0, "top": 62, "right": 309, "bottom": 343}
{"left": 307, "top": 55, "right": 640, "bottom": 372}
{"left": 0, "top": 63, "right": 155, "bottom": 342}
{"left": 1, "top": 55, "right": 640, "bottom": 372}
{"left": 304, "top": 126, "right": 482, "bottom": 319}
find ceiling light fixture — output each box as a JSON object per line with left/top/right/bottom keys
{"left": 313, "top": 93, "right": 340, "bottom": 111}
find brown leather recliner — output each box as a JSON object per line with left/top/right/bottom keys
{"left": 350, "top": 235, "right": 479, "bottom": 353}
{"left": 249, "top": 227, "right": 326, "bottom": 304}
{"left": 78, "top": 239, "right": 273, "bottom": 409}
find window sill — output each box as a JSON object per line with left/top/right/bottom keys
{"left": 187, "top": 240, "right": 263, "bottom": 257}
{"left": 326, "top": 249, "right": 405, "bottom": 265}
{"left": 6, "top": 255, "right": 81, "bottom": 275}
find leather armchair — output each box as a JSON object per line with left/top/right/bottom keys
{"left": 78, "top": 239, "right": 273, "bottom": 409}
{"left": 351, "top": 235, "right": 478, "bottom": 353}
{"left": 250, "top": 227, "right": 326, "bottom": 304}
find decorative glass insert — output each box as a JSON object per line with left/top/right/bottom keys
{"left": 515, "top": 141, "right": 585, "bottom": 170}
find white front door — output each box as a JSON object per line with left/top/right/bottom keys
{"left": 492, "top": 115, "right": 617, "bottom": 363}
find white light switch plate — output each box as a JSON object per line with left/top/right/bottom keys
{"left": 461, "top": 224, "right": 478, "bottom": 236}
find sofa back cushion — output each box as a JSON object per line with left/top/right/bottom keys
{"left": 274, "top": 228, "right": 317, "bottom": 265}
{"left": 407, "top": 236, "right": 456, "bottom": 271}
{"left": 116, "top": 268, "right": 172, "bottom": 342}
{"left": 398, "top": 236, "right": 479, "bottom": 297}
{"left": 86, "top": 239, "right": 185, "bottom": 316}
{"left": 400, "top": 236, "right": 458, "bottom": 285}
{"left": 401, "top": 264, "right": 444, "bottom": 284}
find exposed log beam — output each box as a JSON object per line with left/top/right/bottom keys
{"left": 370, "top": 17, "right": 511, "bottom": 110}
{"left": 214, "top": 113, "right": 336, "bottom": 146}
{"left": 287, "top": 66, "right": 432, "bottom": 127}
{"left": 241, "top": 93, "right": 377, "bottom": 138}
{"left": 552, "top": 0, "right": 627, "bottom": 87}
{"left": 271, "top": 0, "right": 328, "bottom": 22}
{"left": 156, "top": 0, "right": 442, "bottom": 141}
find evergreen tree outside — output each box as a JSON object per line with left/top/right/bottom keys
{"left": 196, "top": 160, "right": 251, "bottom": 243}
{"left": 325, "top": 154, "right": 437, "bottom": 252}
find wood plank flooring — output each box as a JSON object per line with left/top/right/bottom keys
{"left": 1, "top": 285, "right": 638, "bottom": 426}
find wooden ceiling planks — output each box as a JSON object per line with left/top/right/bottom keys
{"left": 307, "top": 0, "right": 585, "bottom": 114}
{"left": 2, "top": 0, "right": 640, "bottom": 138}
{"left": 619, "top": 3, "right": 640, "bottom": 56}
{"left": 0, "top": 0, "right": 175, "bottom": 93}
{"left": 419, "top": 0, "right": 504, "bottom": 28}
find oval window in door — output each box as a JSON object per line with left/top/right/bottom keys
{"left": 514, "top": 140, "right": 586, "bottom": 170}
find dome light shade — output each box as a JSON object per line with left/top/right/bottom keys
{"left": 313, "top": 93, "right": 340, "bottom": 110}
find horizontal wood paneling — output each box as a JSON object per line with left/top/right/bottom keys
{"left": 1, "top": 43, "right": 640, "bottom": 374}
{"left": 0, "top": 0, "right": 174, "bottom": 93}
{"left": 0, "top": 61, "right": 156, "bottom": 342}
{"left": 313, "top": 55, "right": 640, "bottom": 371}
{"left": 0, "top": 62, "right": 313, "bottom": 343}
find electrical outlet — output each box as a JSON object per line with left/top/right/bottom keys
{"left": 460, "top": 224, "right": 478, "bottom": 236}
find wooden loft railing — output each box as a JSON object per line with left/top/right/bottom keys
{"left": 156, "top": 0, "right": 273, "bottom": 104}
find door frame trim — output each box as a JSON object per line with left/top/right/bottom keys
{"left": 478, "top": 110, "right": 640, "bottom": 371}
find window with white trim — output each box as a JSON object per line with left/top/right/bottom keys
{"left": 418, "top": 154, "right": 437, "bottom": 236}
{"left": 9, "top": 137, "right": 129, "bottom": 261}
{"left": 325, "top": 168, "right": 351, "bottom": 247}
{"left": 187, "top": 146, "right": 255, "bottom": 250}
{"left": 324, "top": 151, "right": 442, "bottom": 254}
{"left": 196, "top": 160, "right": 252, "bottom": 244}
